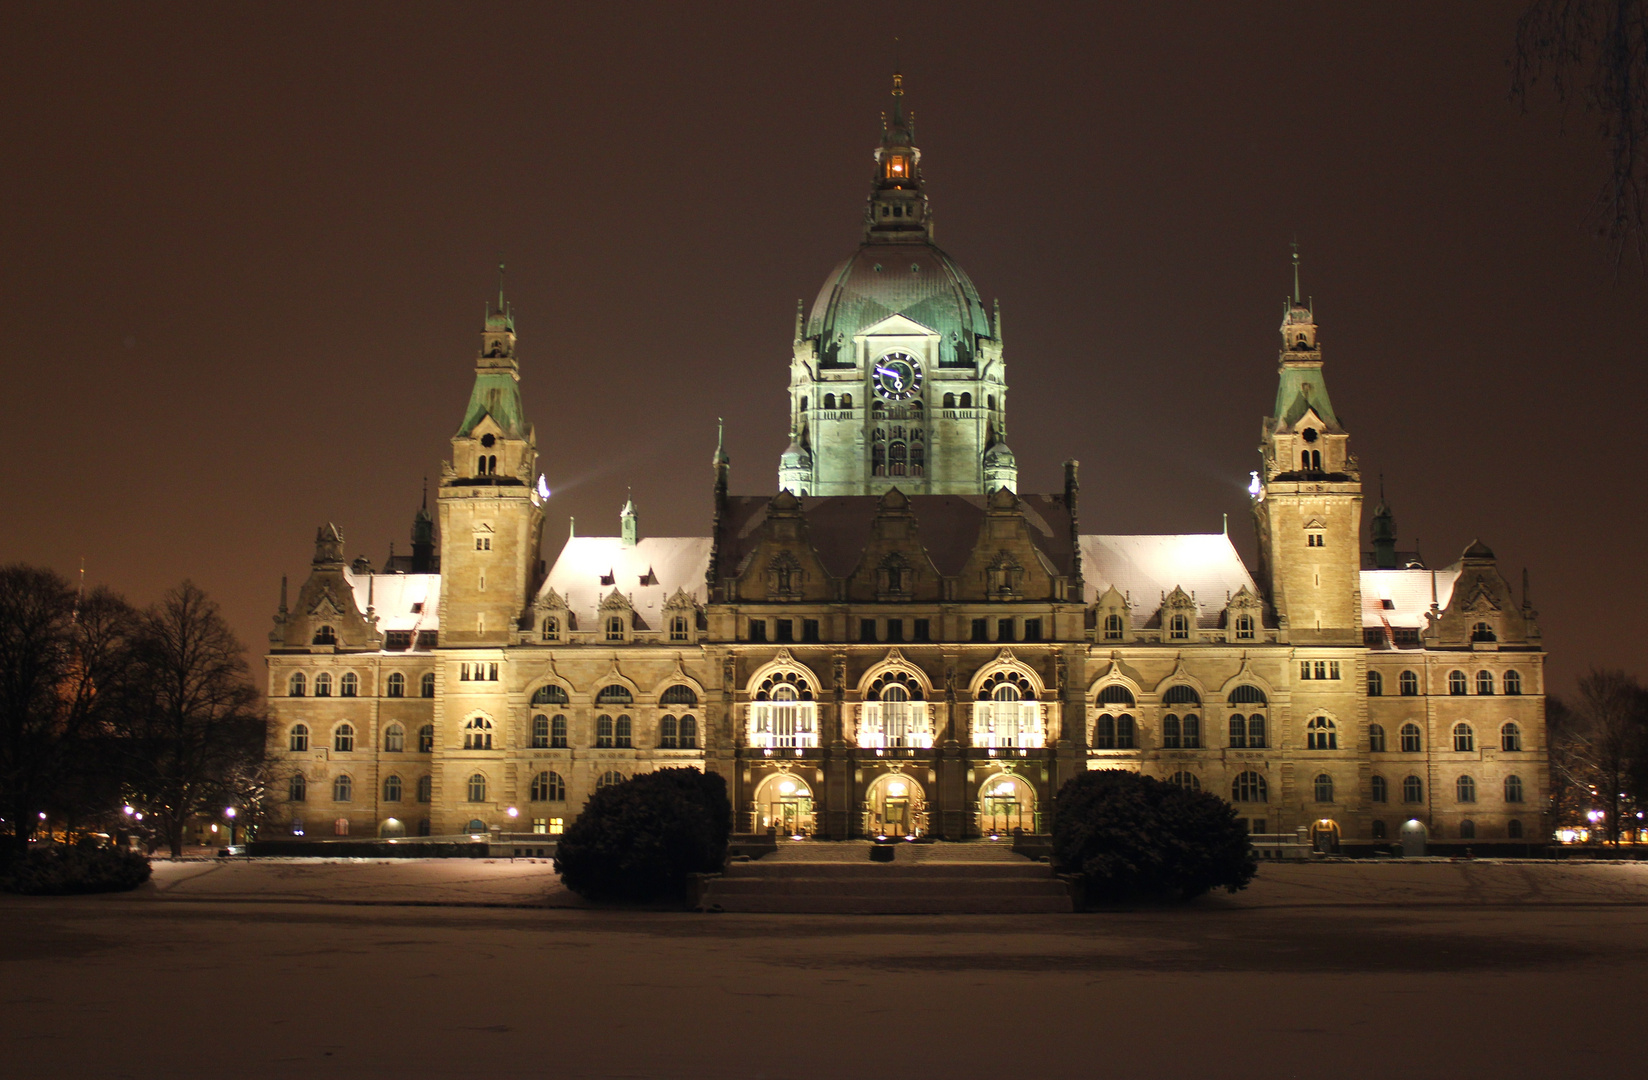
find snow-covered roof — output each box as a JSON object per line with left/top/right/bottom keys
{"left": 342, "top": 571, "right": 441, "bottom": 633}
{"left": 1080, "top": 534, "right": 1258, "bottom": 628}
{"left": 1360, "top": 565, "right": 1460, "bottom": 629}
{"left": 540, "top": 536, "right": 712, "bottom": 627}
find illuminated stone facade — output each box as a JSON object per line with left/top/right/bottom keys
{"left": 264, "top": 79, "right": 1548, "bottom": 850}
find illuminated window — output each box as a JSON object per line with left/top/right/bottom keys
{"left": 383, "top": 724, "right": 404, "bottom": 753}
{"left": 467, "top": 773, "right": 487, "bottom": 803}
{"left": 333, "top": 723, "right": 354, "bottom": 753}
{"left": 1502, "top": 722, "right": 1522, "bottom": 751}
{"left": 288, "top": 724, "right": 309, "bottom": 752}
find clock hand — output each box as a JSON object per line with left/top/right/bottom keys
{"left": 875, "top": 366, "right": 903, "bottom": 390}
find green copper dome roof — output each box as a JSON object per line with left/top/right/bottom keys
{"left": 806, "top": 240, "right": 992, "bottom": 368}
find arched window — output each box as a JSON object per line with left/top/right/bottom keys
{"left": 1399, "top": 670, "right": 1419, "bottom": 696}
{"left": 959, "top": 392, "right": 971, "bottom": 408}
{"left": 334, "top": 817, "right": 350, "bottom": 836}
{"left": 1235, "top": 613, "right": 1256, "bottom": 640}
{"left": 670, "top": 615, "right": 690, "bottom": 641}
{"left": 288, "top": 724, "right": 309, "bottom": 752}
{"left": 333, "top": 723, "right": 354, "bottom": 753}
{"left": 679, "top": 715, "right": 699, "bottom": 749}
{"left": 340, "top": 672, "right": 358, "bottom": 698}
{"left": 615, "top": 715, "right": 633, "bottom": 747}
{"left": 332, "top": 774, "right": 353, "bottom": 802}
{"left": 1504, "top": 775, "right": 1525, "bottom": 803}
{"left": 1470, "top": 621, "right": 1496, "bottom": 642}
{"left": 1367, "top": 671, "right": 1383, "bottom": 697}
{"left": 1163, "top": 686, "right": 1201, "bottom": 707}
{"left": 942, "top": 392, "right": 955, "bottom": 408}
{"left": 383, "top": 724, "right": 404, "bottom": 753}
{"left": 313, "top": 625, "right": 336, "bottom": 645}
{"left": 1306, "top": 717, "right": 1338, "bottom": 750}
{"left": 467, "top": 773, "right": 487, "bottom": 802}
{"left": 1103, "top": 613, "right": 1124, "bottom": 640}
{"left": 1456, "top": 775, "right": 1477, "bottom": 803}
{"left": 289, "top": 773, "right": 307, "bottom": 801}
{"left": 910, "top": 444, "right": 925, "bottom": 476}
{"left": 1504, "top": 670, "right": 1523, "bottom": 695}
{"left": 660, "top": 714, "right": 679, "bottom": 749}
{"left": 1247, "top": 714, "right": 1267, "bottom": 748}
{"left": 1508, "top": 819, "right": 1524, "bottom": 839}
{"left": 1402, "top": 775, "right": 1424, "bottom": 803}
{"left": 872, "top": 443, "right": 886, "bottom": 476}
{"left": 1448, "top": 670, "right": 1468, "bottom": 695}
{"left": 531, "top": 771, "right": 566, "bottom": 802}
{"left": 1452, "top": 723, "right": 1475, "bottom": 752}
{"left": 987, "top": 394, "right": 997, "bottom": 411}
{"left": 1232, "top": 771, "right": 1268, "bottom": 803}
{"left": 1313, "top": 773, "right": 1335, "bottom": 802}
{"left": 1096, "top": 684, "right": 1136, "bottom": 707}
{"left": 1369, "top": 723, "right": 1386, "bottom": 752}
{"left": 532, "top": 684, "right": 570, "bottom": 706}
{"left": 606, "top": 616, "right": 625, "bottom": 641}
{"left": 596, "top": 715, "right": 614, "bottom": 748}
{"left": 1162, "top": 714, "right": 1181, "bottom": 749}
{"left": 314, "top": 672, "right": 333, "bottom": 697}
{"left": 465, "top": 818, "right": 486, "bottom": 833}
{"left": 531, "top": 714, "right": 550, "bottom": 748}
{"left": 1371, "top": 820, "right": 1387, "bottom": 839}
{"left": 661, "top": 685, "right": 698, "bottom": 706}
{"left": 597, "top": 770, "right": 624, "bottom": 790}
{"left": 541, "top": 616, "right": 559, "bottom": 641}
{"left": 383, "top": 775, "right": 402, "bottom": 802}
{"left": 799, "top": 396, "right": 808, "bottom": 412}
{"left": 1094, "top": 714, "right": 1116, "bottom": 749}
{"left": 1228, "top": 685, "right": 1267, "bottom": 706}
{"left": 1228, "top": 715, "right": 1247, "bottom": 748}
{"left": 840, "top": 393, "right": 852, "bottom": 409}
{"left": 420, "top": 673, "right": 436, "bottom": 698}
{"left": 463, "top": 716, "right": 493, "bottom": 750}
{"left": 1400, "top": 723, "right": 1422, "bottom": 753}
{"left": 551, "top": 715, "right": 568, "bottom": 748}
{"left": 416, "top": 776, "right": 432, "bottom": 803}
{"left": 418, "top": 724, "right": 434, "bottom": 752}
{"left": 385, "top": 672, "right": 405, "bottom": 698}
{"left": 1476, "top": 670, "right": 1495, "bottom": 695}
{"left": 889, "top": 441, "right": 907, "bottom": 476}
{"left": 1459, "top": 819, "right": 1476, "bottom": 839}
{"left": 1501, "top": 722, "right": 1522, "bottom": 751}
{"left": 1169, "top": 771, "right": 1201, "bottom": 791}
{"left": 1371, "top": 775, "right": 1388, "bottom": 803}
{"left": 288, "top": 672, "right": 306, "bottom": 697}
{"left": 1168, "top": 614, "right": 1190, "bottom": 640}
{"left": 596, "top": 685, "right": 633, "bottom": 705}
{"left": 824, "top": 393, "right": 836, "bottom": 409}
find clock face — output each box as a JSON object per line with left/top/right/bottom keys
{"left": 873, "top": 351, "right": 923, "bottom": 401}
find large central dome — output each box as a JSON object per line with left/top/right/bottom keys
{"left": 806, "top": 241, "right": 991, "bottom": 368}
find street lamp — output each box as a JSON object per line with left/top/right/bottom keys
{"left": 225, "top": 807, "right": 237, "bottom": 847}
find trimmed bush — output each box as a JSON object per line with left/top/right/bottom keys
{"left": 555, "top": 768, "right": 732, "bottom": 903}
{"left": 0, "top": 842, "right": 152, "bottom": 895}
{"left": 1052, "top": 769, "right": 1257, "bottom": 905}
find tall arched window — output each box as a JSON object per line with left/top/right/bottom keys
{"left": 910, "top": 444, "right": 925, "bottom": 476}
{"left": 1400, "top": 723, "right": 1423, "bottom": 752}
{"left": 332, "top": 774, "right": 353, "bottom": 802}
{"left": 533, "top": 684, "right": 570, "bottom": 706}
{"left": 1456, "top": 775, "right": 1477, "bottom": 803}
{"left": 541, "top": 616, "right": 559, "bottom": 641}
{"left": 1228, "top": 715, "right": 1247, "bottom": 748}
{"left": 333, "top": 723, "right": 354, "bottom": 752}
{"left": 889, "top": 441, "right": 907, "bottom": 476}
{"left": 1476, "top": 670, "right": 1495, "bottom": 695}
{"left": 597, "top": 770, "right": 624, "bottom": 790}
{"left": 1399, "top": 670, "right": 1420, "bottom": 696}
{"left": 824, "top": 393, "right": 837, "bottom": 409}
{"left": 418, "top": 724, "right": 434, "bottom": 752}
{"left": 463, "top": 716, "right": 493, "bottom": 750}
{"left": 420, "top": 672, "right": 436, "bottom": 698}
{"left": 679, "top": 715, "right": 699, "bottom": 749}
{"left": 1504, "top": 670, "right": 1523, "bottom": 695}
{"left": 1162, "top": 714, "right": 1182, "bottom": 749}
{"left": 288, "top": 672, "right": 306, "bottom": 697}
{"left": 1504, "top": 775, "right": 1525, "bottom": 803}
{"left": 1452, "top": 723, "right": 1475, "bottom": 752}
{"left": 596, "top": 715, "right": 614, "bottom": 748}
{"left": 840, "top": 393, "right": 852, "bottom": 409}
{"left": 1371, "top": 775, "right": 1388, "bottom": 803}
{"left": 660, "top": 714, "right": 679, "bottom": 749}
{"left": 467, "top": 773, "right": 487, "bottom": 802}
{"left": 314, "top": 672, "right": 333, "bottom": 697}
{"left": 606, "top": 616, "right": 625, "bottom": 641}
{"left": 383, "top": 775, "right": 402, "bottom": 802}
{"left": 531, "top": 771, "right": 566, "bottom": 802}
{"left": 661, "top": 685, "right": 698, "bottom": 706}
{"left": 1508, "top": 818, "right": 1524, "bottom": 838}
{"left": 942, "top": 392, "right": 955, "bottom": 408}
{"left": 288, "top": 724, "right": 309, "bottom": 752}
{"left": 551, "top": 715, "right": 567, "bottom": 748}
{"left": 416, "top": 775, "right": 432, "bottom": 803}
{"left": 288, "top": 773, "right": 307, "bottom": 802}
{"left": 872, "top": 443, "right": 886, "bottom": 476}
{"left": 1501, "top": 722, "right": 1522, "bottom": 751}
{"left": 1459, "top": 819, "right": 1476, "bottom": 839}
{"left": 959, "top": 392, "right": 972, "bottom": 408}
{"left": 1448, "top": 670, "right": 1468, "bottom": 695}
{"left": 1232, "top": 772, "right": 1268, "bottom": 803}
{"left": 1313, "top": 773, "right": 1335, "bottom": 802}
{"left": 1306, "top": 716, "right": 1337, "bottom": 750}
{"left": 1369, "top": 723, "right": 1386, "bottom": 752}
{"left": 532, "top": 714, "right": 550, "bottom": 748}
{"left": 1246, "top": 714, "right": 1267, "bottom": 748}
{"left": 1367, "top": 671, "right": 1383, "bottom": 697}
{"left": 1402, "top": 775, "right": 1424, "bottom": 802}
{"left": 385, "top": 672, "right": 405, "bottom": 698}
{"left": 383, "top": 724, "right": 404, "bottom": 753}
{"left": 340, "top": 672, "right": 359, "bottom": 698}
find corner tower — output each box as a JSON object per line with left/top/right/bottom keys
{"left": 781, "top": 74, "right": 1012, "bottom": 496}
{"left": 437, "top": 281, "right": 546, "bottom": 645}
{"left": 1252, "top": 251, "right": 1363, "bottom": 644}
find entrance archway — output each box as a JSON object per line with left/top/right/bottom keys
{"left": 754, "top": 772, "right": 816, "bottom": 838}
{"left": 978, "top": 773, "right": 1036, "bottom": 836}
{"left": 379, "top": 818, "right": 406, "bottom": 838}
{"left": 1399, "top": 818, "right": 1428, "bottom": 857}
{"left": 864, "top": 773, "right": 927, "bottom": 838}
{"left": 1310, "top": 818, "right": 1341, "bottom": 854}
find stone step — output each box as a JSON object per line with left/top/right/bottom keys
{"left": 726, "top": 862, "right": 1051, "bottom": 880}
{"left": 702, "top": 893, "right": 1075, "bottom": 915}
{"left": 709, "top": 877, "right": 1066, "bottom": 898}
{"left": 699, "top": 853, "right": 1076, "bottom": 913}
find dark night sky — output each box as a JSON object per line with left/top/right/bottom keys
{"left": 2, "top": 3, "right": 1643, "bottom": 696}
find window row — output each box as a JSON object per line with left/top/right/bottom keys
{"left": 1366, "top": 669, "right": 1525, "bottom": 696}
{"left": 1369, "top": 774, "right": 1527, "bottom": 804}
{"left": 1370, "top": 818, "right": 1526, "bottom": 841}
{"left": 1100, "top": 613, "right": 1258, "bottom": 641}
{"left": 288, "top": 772, "right": 434, "bottom": 804}
{"left": 288, "top": 671, "right": 437, "bottom": 698}
{"left": 288, "top": 723, "right": 436, "bottom": 753}
{"left": 1368, "top": 721, "right": 1524, "bottom": 753}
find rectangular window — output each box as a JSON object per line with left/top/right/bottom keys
{"left": 1251, "top": 819, "right": 1267, "bottom": 835}
{"left": 1307, "top": 534, "right": 1324, "bottom": 548}
{"left": 489, "top": 662, "right": 499, "bottom": 681}
{"left": 912, "top": 618, "right": 930, "bottom": 642}
{"left": 860, "top": 618, "right": 877, "bottom": 643}
{"left": 416, "top": 631, "right": 438, "bottom": 649}
{"left": 1392, "top": 628, "right": 1421, "bottom": 646}
{"left": 548, "top": 817, "right": 565, "bottom": 835}
{"left": 886, "top": 619, "right": 904, "bottom": 643}
{"left": 460, "top": 663, "right": 471, "bottom": 682}
{"left": 775, "top": 619, "right": 794, "bottom": 643}
{"left": 384, "top": 631, "right": 412, "bottom": 651}
{"left": 1314, "top": 661, "right": 1328, "bottom": 680}
{"left": 971, "top": 618, "right": 989, "bottom": 643}
{"left": 532, "top": 818, "right": 546, "bottom": 835}
{"left": 748, "top": 619, "right": 768, "bottom": 643}
{"left": 802, "top": 619, "right": 820, "bottom": 643}
{"left": 1022, "top": 618, "right": 1042, "bottom": 642}
{"left": 1328, "top": 661, "right": 1340, "bottom": 680}
{"left": 998, "top": 618, "right": 1015, "bottom": 642}
{"left": 1364, "top": 628, "right": 1386, "bottom": 647}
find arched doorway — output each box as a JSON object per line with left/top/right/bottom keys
{"left": 864, "top": 773, "right": 927, "bottom": 838}
{"left": 1310, "top": 818, "right": 1341, "bottom": 854}
{"left": 379, "top": 818, "right": 406, "bottom": 838}
{"left": 754, "top": 773, "right": 816, "bottom": 838}
{"left": 978, "top": 773, "right": 1036, "bottom": 836}
{"left": 1399, "top": 818, "right": 1428, "bottom": 857}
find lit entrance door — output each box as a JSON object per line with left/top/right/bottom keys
{"left": 979, "top": 775, "right": 1034, "bottom": 835}
{"left": 866, "top": 775, "right": 926, "bottom": 838}
{"left": 756, "top": 774, "right": 816, "bottom": 837}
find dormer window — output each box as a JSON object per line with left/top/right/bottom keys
{"left": 1168, "top": 614, "right": 1190, "bottom": 641}
{"left": 1235, "top": 614, "right": 1256, "bottom": 640}
{"left": 606, "top": 616, "right": 625, "bottom": 642}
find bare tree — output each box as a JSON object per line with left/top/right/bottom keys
{"left": 0, "top": 565, "right": 137, "bottom": 854}
{"left": 123, "top": 582, "right": 265, "bottom": 857}
{"left": 1568, "top": 669, "right": 1648, "bottom": 844}
{"left": 1513, "top": 0, "right": 1648, "bottom": 270}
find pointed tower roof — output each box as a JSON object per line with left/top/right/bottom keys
{"left": 457, "top": 268, "right": 528, "bottom": 439}
{"left": 1271, "top": 246, "right": 1339, "bottom": 430}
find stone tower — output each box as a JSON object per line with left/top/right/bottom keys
{"left": 1252, "top": 252, "right": 1363, "bottom": 644}
{"left": 437, "top": 284, "right": 546, "bottom": 646}
{"left": 780, "top": 73, "right": 1014, "bottom": 497}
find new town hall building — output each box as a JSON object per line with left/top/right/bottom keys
{"left": 265, "top": 77, "right": 1547, "bottom": 850}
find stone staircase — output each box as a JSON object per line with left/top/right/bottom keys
{"left": 696, "top": 841, "right": 1076, "bottom": 914}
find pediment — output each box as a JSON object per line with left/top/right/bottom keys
{"left": 858, "top": 313, "right": 939, "bottom": 339}
{"left": 308, "top": 590, "right": 346, "bottom": 618}
{"left": 598, "top": 588, "right": 632, "bottom": 611}
{"left": 1163, "top": 585, "right": 1196, "bottom": 609}
{"left": 1302, "top": 518, "right": 1327, "bottom": 531}
{"left": 663, "top": 587, "right": 697, "bottom": 611}
{"left": 1096, "top": 584, "right": 1128, "bottom": 608}
{"left": 534, "top": 587, "right": 568, "bottom": 611}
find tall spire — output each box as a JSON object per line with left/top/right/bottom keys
{"left": 620, "top": 489, "right": 638, "bottom": 548}
{"left": 1291, "top": 240, "right": 1301, "bottom": 304}
{"left": 866, "top": 70, "right": 931, "bottom": 241}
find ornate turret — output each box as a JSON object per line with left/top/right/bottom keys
{"left": 865, "top": 71, "right": 931, "bottom": 242}
{"left": 620, "top": 491, "right": 639, "bottom": 548}
{"left": 410, "top": 480, "right": 436, "bottom": 573}
{"left": 1370, "top": 480, "right": 1398, "bottom": 570}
